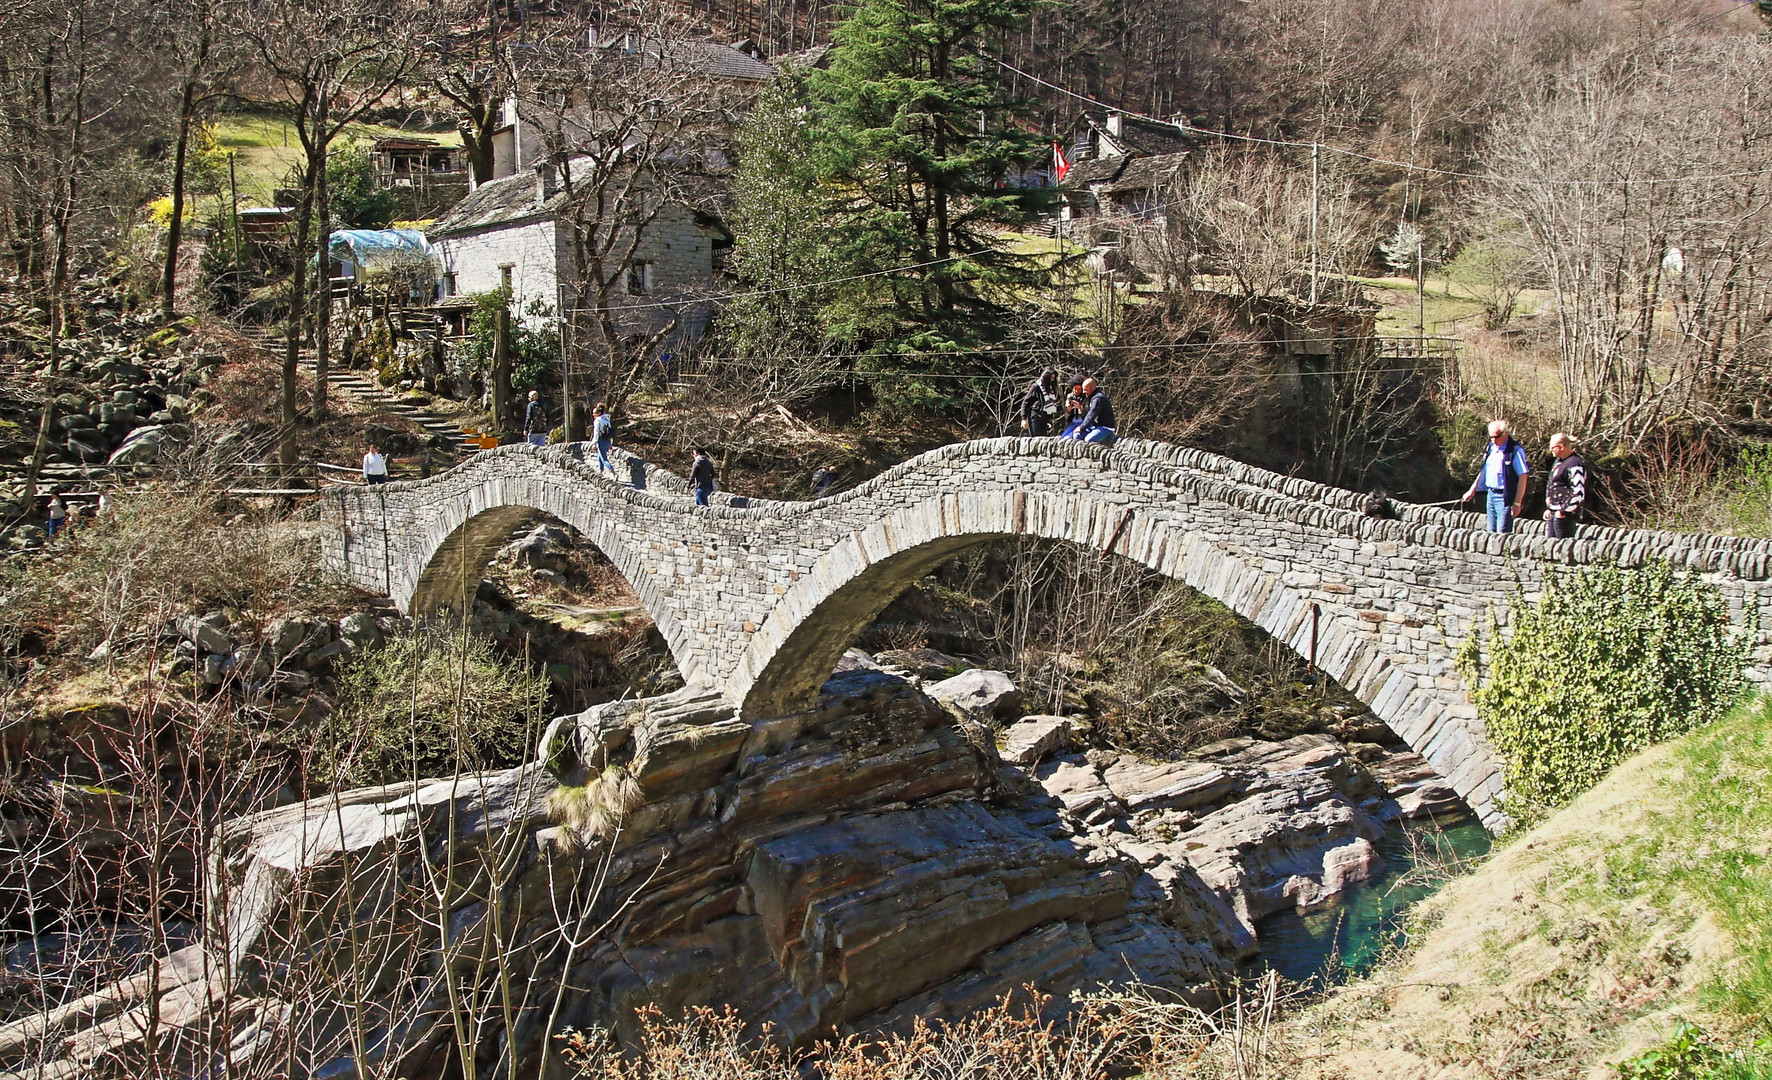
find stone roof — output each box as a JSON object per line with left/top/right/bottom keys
{"left": 675, "top": 40, "right": 776, "bottom": 81}
{"left": 428, "top": 159, "right": 737, "bottom": 238}
{"left": 1094, "top": 151, "right": 1191, "bottom": 194}
{"left": 428, "top": 170, "right": 565, "bottom": 237}
{"left": 1095, "top": 114, "right": 1196, "bottom": 157}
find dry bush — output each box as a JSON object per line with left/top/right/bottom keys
{"left": 561, "top": 993, "right": 1135, "bottom": 1080}
{"left": 0, "top": 487, "right": 336, "bottom": 671}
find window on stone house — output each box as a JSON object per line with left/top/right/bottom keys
{"left": 442, "top": 272, "right": 457, "bottom": 297}
{"left": 627, "top": 261, "right": 652, "bottom": 295}
{"left": 499, "top": 264, "right": 514, "bottom": 291}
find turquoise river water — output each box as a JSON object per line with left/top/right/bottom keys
{"left": 1246, "top": 818, "right": 1494, "bottom": 984}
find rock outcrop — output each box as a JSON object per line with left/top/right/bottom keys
{"left": 0, "top": 672, "right": 1469, "bottom": 1079}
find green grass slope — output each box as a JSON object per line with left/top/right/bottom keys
{"left": 1287, "top": 695, "right": 1772, "bottom": 1079}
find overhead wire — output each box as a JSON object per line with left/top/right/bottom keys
{"left": 991, "top": 38, "right": 1772, "bottom": 188}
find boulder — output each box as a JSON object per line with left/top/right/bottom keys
{"left": 177, "top": 612, "right": 234, "bottom": 655}
{"left": 1000, "top": 715, "right": 1073, "bottom": 767}
{"left": 107, "top": 425, "right": 174, "bottom": 466}
{"left": 831, "top": 648, "right": 881, "bottom": 675}
{"left": 925, "top": 669, "right": 1022, "bottom": 721}
{"left": 498, "top": 525, "right": 571, "bottom": 574}
{"left": 336, "top": 613, "right": 384, "bottom": 653}
{"left": 266, "top": 617, "right": 315, "bottom": 659}
{"left": 874, "top": 647, "right": 969, "bottom": 680}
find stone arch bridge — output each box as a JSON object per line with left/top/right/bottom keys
{"left": 323, "top": 439, "right": 1772, "bottom": 829}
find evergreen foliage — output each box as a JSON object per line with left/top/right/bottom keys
{"left": 1459, "top": 561, "right": 1751, "bottom": 822}
{"left": 723, "top": 72, "right": 841, "bottom": 356}
{"left": 800, "top": 0, "right": 1055, "bottom": 410}
{"left": 326, "top": 144, "right": 399, "bottom": 229}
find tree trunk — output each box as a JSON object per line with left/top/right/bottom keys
{"left": 492, "top": 305, "right": 513, "bottom": 435}
{"left": 312, "top": 92, "right": 333, "bottom": 422}
{"left": 161, "top": 77, "right": 198, "bottom": 322}
{"left": 282, "top": 176, "right": 315, "bottom": 469}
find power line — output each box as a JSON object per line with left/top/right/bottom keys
{"left": 992, "top": 49, "right": 1772, "bottom": 187}
{"left": 558, "top": 252, "right": 980, "bottom": 315}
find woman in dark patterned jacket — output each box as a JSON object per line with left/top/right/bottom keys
{"left": 1545, "top": 432, "right": 1587, "bottom": 539}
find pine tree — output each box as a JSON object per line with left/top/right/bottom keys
{"left": 806, "top": 0, "right": 1053, "bottom": 411}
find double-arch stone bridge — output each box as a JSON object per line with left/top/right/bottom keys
{"left": 323, "top": 439, "right": 1772, "bottom": 830}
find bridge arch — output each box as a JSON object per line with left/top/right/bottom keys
{"left": 334, "top": 450, "right": 713, "bottom": 688}
{"left": 734, "top": 488, "right": 1415, "bottom": 735}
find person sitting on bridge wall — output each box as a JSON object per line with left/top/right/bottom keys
{"left": 691, "top": 447, "right": 717, "bottom": 507}
{"left": 362, "top": 445, "right": 389, "bottom": 485}
{"left": 1544, "top": 432, "right": 1588, "bottom": 540}
{"left": 1463, "top": 419, "right": 1529, "bottom": 533}
{"left": 810, "top": 464, "right": 837, "bottom": 497}
{"left": 1020, "top": 367, "right": 1062, "bottom": 436}
{"left": 1065, "top": 377, "right": 1117, "bottom": 446}
{"left": 524, "top": 390, "right": 548, "bottom": 447}
{"left": 592, "top": 402, "right": 613, "bottom": 473}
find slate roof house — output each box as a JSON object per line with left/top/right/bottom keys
{"left": 1062, "top": 110, "right": 1196, "bottom": 224}
{"left": 429, "top": 38, "right": 774, "bottom": 344}
{"left": 487, "top": 40, "right": 775, "bottom": 181}
{"left": 428, "top": 161, "right": 731, "bottom": 343}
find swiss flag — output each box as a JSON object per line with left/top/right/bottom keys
{"left": 1053, "top": 141, "right": 1071, "bottom": 182}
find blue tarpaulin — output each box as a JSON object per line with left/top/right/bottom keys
{"left": 328, "top": 229, "right": 438, "bottom": 274}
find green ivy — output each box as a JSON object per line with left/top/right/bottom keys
{"left": 1459, "top": 560, "right": 1751, "bottom": 823}
{"left": 1616, "top": 1023, "right": 1772, "bottom": 1080}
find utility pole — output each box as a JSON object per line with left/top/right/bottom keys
{"left": 1308, "top": 141, "right": 1320, "bottom": 306}
{"left": 1416, "top": 235, "right": 1426, "bottom": 355}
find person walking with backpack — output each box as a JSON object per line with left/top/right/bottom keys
{"left": 1544, "top": 432, "right": 1588, "bottom": 539}
{"left": 592, "top": 402, "right": 614, "bottom": 472}
{"left": 691, "top": 447, "right": 717, "bottom": 506}
{"left": 1020, "top": 368, "right": 1062, "bottom": 436}
{"left": 1463, "top": 419, "right": 1529, "bottom": 533}
{"left": 524, "top": 390, "right": 548, "bottom": 447}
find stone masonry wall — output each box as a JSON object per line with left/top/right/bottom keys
{"left": 324, "top": 438, "right": 1772, "bottom": 830}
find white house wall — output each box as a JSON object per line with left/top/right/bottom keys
{"left": 434, "top": 219, "right": 562, "bottom": 326}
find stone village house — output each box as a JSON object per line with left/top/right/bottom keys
{"left": 427, "top": 39, "right": 775, "bottom": 345}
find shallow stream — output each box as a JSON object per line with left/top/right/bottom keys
{"left": 1246, "top": 818, "right": 1493, "bottom": 984}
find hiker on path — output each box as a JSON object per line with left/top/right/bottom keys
{"left": 1463, "top": 419, "right": 1529, "bottom": 533}
{"left": 691, "top": 447, "right": 717, "bottom": 507}
{"left": 1020, "top": 367, "right": 1062, "bottom": 436}
{"left": 362, "top": 445, "right": 389, "bottom": 485}
{"left": 1067, "top": 377, "right": 1117, "bottom": 446}
{"left": 1544, "top": 432, "right": 1588, "bottom": 539}
{"left": 592, "top": 402, "right": 613, "bottom": 473}
{"left": 45, "top": 492, "right": 67, "bottom": 538}
{"left": 524, "top": 391, "right": 548, "bottom": 447}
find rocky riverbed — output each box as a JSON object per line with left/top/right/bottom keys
{"left": 0, "top": 652, "right": 1470, "bottom": 1078}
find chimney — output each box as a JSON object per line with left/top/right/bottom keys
{"left": 536, "top": 161, "right": 558, "bottom": 201}
{"left": 1105, "top": 111, "right": 1123, "bottom": 138}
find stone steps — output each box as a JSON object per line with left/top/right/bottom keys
{"left": 246, "top": 331, "right": 477, "bottom": 457}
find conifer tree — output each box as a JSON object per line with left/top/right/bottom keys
{"left": 806, "top": 0, "right": 1052, "bottom": 410}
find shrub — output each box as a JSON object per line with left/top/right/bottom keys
{"left": 323, "top": 628, "right": 548, "bottom": 788}
{"left": 1616, "top": 1023, "right": 1772, "bottom": 1080}
{"left": 1459, "top": 560, "right": 1751, "bottom": 821}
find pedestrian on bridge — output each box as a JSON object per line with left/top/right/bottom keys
{"left": 1020, "top": 368, "right": 1062, "bottom": 436}
{"left": 593, "top": 402, "right": 613, "bottom": 473}
{"left": 524, "top": 391, "right": 549, "bottom": 447}
{"left": 1066, "top": 377, "right": 1117, "bottom": 446}
{"left": 691, "top": 447, "right": 717, "bottom": 507}
{"left": 1464, "top": 420, "right": 1528, "bottom": 533}
{"left": 1544, "top": 432, "right": 1587, "bottom": 539}
{"left": 362, "top": 445, "right": 389, "bottom": 485}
